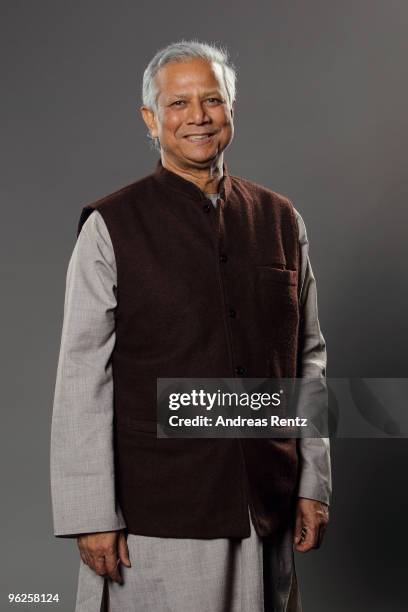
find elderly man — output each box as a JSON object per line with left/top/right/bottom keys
{"left": 51, "top": 40, "right": 331, "bottom": 612}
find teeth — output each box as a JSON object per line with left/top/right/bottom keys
{"left": 188, "top": 135, "right": 211, "bottom": 141}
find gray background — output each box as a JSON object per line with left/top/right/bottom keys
{"left": 1, "top": 0, "right": 407, "bottom": 610}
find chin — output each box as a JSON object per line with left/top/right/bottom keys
{"left": 182, "top": 147, "right": 220, "bottom": 164}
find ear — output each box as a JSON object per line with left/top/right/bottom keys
{"left": 230, "top": 100, "right": 235, "bottom": 119}
{"left": 140, "top": 106, "right": 158, "bottom": 138}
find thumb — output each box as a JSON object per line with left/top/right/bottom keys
{"left": 293, "top": 508, "right": 303, "bottom": 545}
{"left": 118, "top": 531, "right": 131, "bottom": 567}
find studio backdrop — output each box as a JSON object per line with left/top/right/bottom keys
{"left": 1, "top": 1, "right": 407, "bottom": 611}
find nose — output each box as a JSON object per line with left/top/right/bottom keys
{"left": 187, "top": 99, "right": 210, "bottom": 124}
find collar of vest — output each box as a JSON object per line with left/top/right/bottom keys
{"left": 152, "top": 157, "right": 232, "bottom": 202}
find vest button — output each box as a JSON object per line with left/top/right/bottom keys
{"left": 228, "top": 308, "right": 236, "bottom": 318}
{"left": 219, "top": 253, "right": 228, "bottom": 263}
{"left": 203, "top": 203, "right": 211, "bottom": 213}
{"left": 235, "top": 366, "right": 247, "bottom": 376}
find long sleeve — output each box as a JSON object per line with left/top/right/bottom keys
{"left": 294, "top": 209, "right": 332, "bottom": 506}
{"left": 50, "top": 210, "right": 126, "bottom": 537}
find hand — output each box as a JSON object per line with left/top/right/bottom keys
{"left": 293, "top": 497, "right": 329, "bottom": 553}
{"left": 77, "top": 529, "right": 131, "bottom": 583}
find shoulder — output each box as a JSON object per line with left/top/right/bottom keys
{"left": 230, "top": 174, "right": 310, "bottom": 246}
{"left": 231, "top": 174, "right": 305, "bottom": 241}
{"left": 80, "top": 209, "right": 111, "bottom": 244}
{"left": 76, "top": 210, "right": 116, "bottom": 271}
{"left": 86, "top": 173, "right": 154, "bottom": 214}
{"left": 230, "top": 174, "right": 294, "bottom": 210}
{"left": 292, "top": 207, "right": 308, "bottom": 245}
{"left": 77, "top": 172, "right": 155, "bottom": 236}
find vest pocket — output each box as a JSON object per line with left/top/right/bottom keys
{"left": 255, "top": 266, "right": 299, "bottom": 313}
{"left": 256, "top": 265, "right": 298, "bottom": 286}
{"left": 254, "top": 265, "right": 299, "bottom": 332}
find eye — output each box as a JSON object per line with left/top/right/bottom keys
{"left": 171, "top": 100, "right": 185, "bottom": 107}
{"left": 207, "top": 98, "right": 222, "bottom": 104}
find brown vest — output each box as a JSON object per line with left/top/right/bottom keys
{"left": 77, "top": 158, "right": 301, "bottom": 539}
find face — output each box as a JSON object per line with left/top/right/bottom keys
{"left": 141, "top": 58, "right": 234, "bottom": 169}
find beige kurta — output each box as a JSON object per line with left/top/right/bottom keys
{"left": 51, "top": 193, "right": 330, "bottom": 612}
{"left": 76, "top": 507, "right": 301, "bottom": 612}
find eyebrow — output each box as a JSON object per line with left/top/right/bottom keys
{"left": 168, "top": 90, "right": 223, "bottom": 99}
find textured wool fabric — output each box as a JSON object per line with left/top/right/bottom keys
{"left": 50, "top": 205, "right": 330, "bottom": 539}
{"left": 72, "top": 158, "right": 317, "bottom": 539}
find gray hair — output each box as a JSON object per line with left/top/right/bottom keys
{"left": 142, "top": 39, "right": 237, "bottom": 151}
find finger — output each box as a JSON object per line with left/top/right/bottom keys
{"left": 78, "top": 540, "right": 95, "bottom": 568}
{"left": 104, "top": 551, "right": 123, "bottom": 584}
{"left": 77, "top": 541, "right": 87, "bottom": 564}
{"left": 82, "top": 548, "right": 93, "bottom": 568}
{"left": 118, "top": 532, "right": 132, "bottom": 567}
{"left": 295, "top": 525, "right": 317, "bottom": 553}
{"left": 92, "top": 556, "right": 108, "bottom": 577}
{"left": 79, "top": 551, "right": 88, "bottom": 566}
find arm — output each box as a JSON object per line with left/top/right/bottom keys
{"left": 50, "top": 210, "right": 126, "bottom": 538}
{"left": 293, "top": 209, "right": 331, "bottom": 550}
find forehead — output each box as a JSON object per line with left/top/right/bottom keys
{"left": 155, "top": 58, "right": 225, "bottom": 98}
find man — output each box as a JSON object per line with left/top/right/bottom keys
{"left": 50, "top": 40, "right": 331, "bottom": 612}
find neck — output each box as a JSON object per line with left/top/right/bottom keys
{"left": 161, "top": 153, "right": 223, "bottom": 194}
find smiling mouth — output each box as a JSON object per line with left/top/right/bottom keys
{"left": 184, "top": 133, "right": 216, "bottom": 142}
